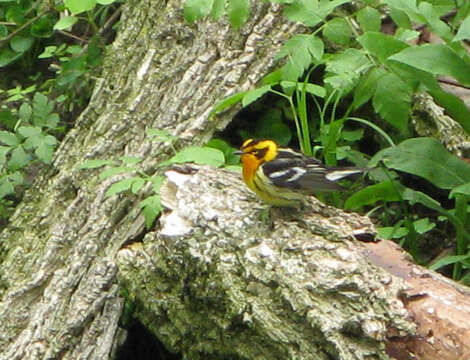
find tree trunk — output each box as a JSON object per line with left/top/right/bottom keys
{"left": 0, "top": 1, "right": 301, "bottom": 359}
{"left": 117, "top": 165, "right": 470, "bottom": 360}
{"left": 1, "top": 0, "right": 470, "bottom": 359}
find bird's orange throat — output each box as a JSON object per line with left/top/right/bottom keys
{"left": 241, "top": 154, "right": 259, "bottom": 188}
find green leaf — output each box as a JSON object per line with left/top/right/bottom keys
{"left": 418, "top": 2, "right": 453, "bottom": 41}
{"left": 357, "top": 6, "right": 381, "bottom": 32}
{"left": 150, "top": 175, "right": 165, "bottom": 192}
{"left": 0, "top": 146, "right": 10, "bottom": 164}
{"left": 64, "top": 0, "right": 96, "bottom": 14}
{"left": 38, "top": 46, "right": 57, "bottom": 59}
{"left": 19, "top": 103, "right": 32, "bottom": 122}
{"left": 242, "top": 85, "right": 271, "bottom": 107}
{"left": 139, "top": 195, "right": 163, "bottom": 229}
{"left": 211, "top": 91, "right": 246, "bottom": 116}
{"left": 210, "top": 0, "right": 226, "bottom": 19}
{"left": 389, "top": 44, "right": 470, "bottom": 87}
{"left": 279, "top": 81, "right": 325, "bottom": 98}
{"left": 454, "top": 15, "right": 470, "bottom": 41}
{"left": 401, "top": 187, "right": 445, "bottom": 213}
{"left": 105, "top": 178, "right": 134, "bottom": 197}
{"left": 344, "top": 181, "right": 403, "bottom": 210}
{"left": 10, "top": 35, "right": 34, "bottom": 53}
{"left": 429, "top": 254, "right": 470, "bottom": 271}
{"left": 378, "top": 226, "right": 409, "bottom": 240}
{"left": 283, "top": 0, "right": 323, "bottom": 27}
{"left": 0, "top": 131, "right": 19, "bottom": 146}
{"left": 370, "top": 138, "right": 470, "bottom": 189}
{"left": 261, "top": 69, "right": 282, "bottom": 85}
{"left": 206, "top": 139, "right": 240, "bottom": 165}
{"left": 0, "top": 177, "right": 14, "bottom": 200}
{"left": 9, "top": 171, "right": 24, "bottom": 186}
{"left": 394, "top": 29, "right": 420, "bottom": 42}
{"left": 183, "top": 0, "right": 213, "bottom": 22}
{"left": 428, "top": 89, "right": 470, "bottom": 135}
{"left": 168, "top": 146, "right": 225, "bottom": 167}
{"left": 96, "top": 0, "right": 117, "bottom": 4}
{"left": 357, "top": 32, "right": 409, "bottom": 62}
{"left": 43, "top": 135, "right": 57, "bottom": 146}
{"left": 323, "top": 18, "right": 351, "bottom": 45}
{"left": 18, "top": 126, "right": 41, "bottom": 139}
{"left": 325, "top": 48, "right": 371, "bottom": 91}
{"left": 0, "top": 48, "right": 22, "bottom": 67}
{"left": 146, "top": 128, "right": 177, "bottom": 142}
{"left": 119, "top": 156, "right": 142, "bottom": 165}
{"left": 54, "top": 16, "right": 78, "bottom": 30}
{"left": 449, "top": 182, "right": 470, "bottom": 199}
{"left": 78, "top": 159, "right": 115, "bottom": 169}
{"left": 389, "top": 8, "right": 412, "bottom": 29}
{"left": 413, "top": 218, "right": 435, "bottom": 234}
{"left": 99, "top": 166, "right": 133, "bottom": 180}
{"left": 45, "top": 113, "right": 59, "bottom": 128}
{"left": 382, "top": 0, "right": 418, "bottom": 16}
{"left": 372, "top": 73, "right": 411, "bottom": 133}
{"left": 131, "top": 177, "right": 146, "bottom": 194}
{"left": 284, "top": 0, "right": 350, "bottom": 26}
{"left": 352, "top": 67, "right": 387, "bottom": 110}
{"left": 276, "top": 34, "right": 324, "bottom": 80}
{"left": 0, "top": 109, "right": 16, "bottom": 130}
{"left": 227, "top": 0, "right": 250, "bottom": 29}
{"left": 35, "top": 143, "right": 54, "bottom": 164}
{"left": 9, "top": 145, "right": 29, "bottom": 170}
{"left": 341, "top": 128, "right": 364, "bottom": 142}
{"left": 0, "top": 24, "right": 7, "bottom": 38}
{"left": 30, "top": 16, "right": 54, "bottom": 38}
{"left": 33, "top": 92, "right": 54, "bottom": 122}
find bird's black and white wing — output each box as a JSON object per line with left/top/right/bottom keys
{"left": 261, "top": 148, "right": 363, "bottom": 192}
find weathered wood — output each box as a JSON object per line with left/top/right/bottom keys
{"left": 0, "top": 1, "right": 302, "bottom": 359}
{"left": 1, "top": 0, "right": 470, "bottom": 359}
{"left": 117, "top": 165, "right": 470, "bottom": 360}
{"left": 117, "top": 165, "right": 412, "bottom": 360}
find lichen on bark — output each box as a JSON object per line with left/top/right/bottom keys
{"left": 117, "top": 165, "right": 415, "bottom": 360}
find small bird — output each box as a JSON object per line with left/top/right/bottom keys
{"left": 236, "top": 138, "right": 364, "bottom": 206}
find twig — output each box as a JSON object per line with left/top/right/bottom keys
{"left": 0, "top": 10, "right": 49, "bottom": 46}
{"left": 57, "top": 30, "right": 88, "bottom": 44}
{"left": 80, "top": 6, "right": 122, "bottom": 55}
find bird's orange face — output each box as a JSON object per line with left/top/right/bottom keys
{"left": 239, "top": 139, "right": 278, "bottom": 186}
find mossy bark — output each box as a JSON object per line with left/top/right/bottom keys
{"left": 117, "top": 165, "right": 414, "bottom": 360}
{"left": 0, "top": 1, "right": 466, "bottom": 359}
{"left": 0, "top": 1, "right": 302, "bottom": 359}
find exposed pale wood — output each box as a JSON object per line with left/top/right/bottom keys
{"left": 0, "top": 1, "right": 302, "bottom": 359}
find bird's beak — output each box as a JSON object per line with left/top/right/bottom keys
{"left": 234, "top": 150, "right": 243, "bottom": 155}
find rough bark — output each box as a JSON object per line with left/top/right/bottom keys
{"left": 117, "top": 165, "right": 470, "bottom": 360}
{"left": 411, "top": 93, "right": 470, "bottom": 157}
{"left": 0, "top": 1, "right": 302, "bottom": 359}
{"left": 0, "top": 0, "right": 469, "bottom": 359}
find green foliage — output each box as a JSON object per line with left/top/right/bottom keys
{"left": 0, "top": 92, "right": 60, "bottom": 205}
{"left": 184, "top": 0, "right": 250, "bottom": 29}
{"left": 79, "top": 131, "right": 235, "bottom": 229}
{"left": 205, "top": 0, "right": 470, "bottom": 282}
{"left": 343, "top": 138, "right": 470, "bottom": 279}
{"left": 0, "top": 0, "right": 122, "bottom": 222}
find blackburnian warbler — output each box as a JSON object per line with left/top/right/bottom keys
{"left": 237, "top": 138, "right": 364, "bottom": 206}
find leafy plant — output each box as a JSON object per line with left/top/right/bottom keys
{"left": 202, "top": 0, "right": 470, "bottom": 282}
{"left": 0, "top": 0, "right": 122, "bottom": 223}
{"left": 0, "top": 93, "right": 60, "bottom": 207}
{"left": 344, "top": 138, "right": 470, "bottom": 280}
{"left": 79, "top": 130, "right": 235, "bottom": 228}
